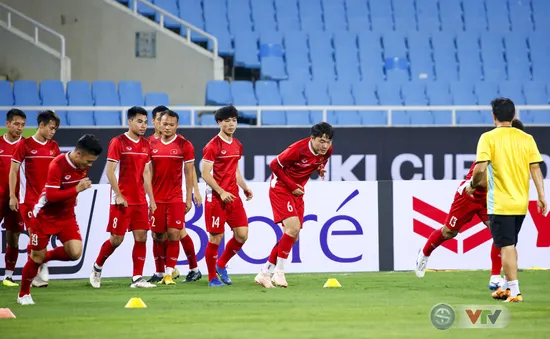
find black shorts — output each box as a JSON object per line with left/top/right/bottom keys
{"left": 488, "top": 215, "right": 526, "bottom": 248}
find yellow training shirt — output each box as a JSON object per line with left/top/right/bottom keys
{"left": 476, "top": 126, "right": 543, "bottom": 215}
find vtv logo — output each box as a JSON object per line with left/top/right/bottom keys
{"left": 457, "top": 305, "right": 511, "bottom": 328}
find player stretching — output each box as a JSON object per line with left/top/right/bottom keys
{"left": 202, "top": 105, "right": 252, "bottom": 287}
{"left": 415, "top": 119, "right": 524, "bottom": 289}
{"left": 17, "top": 134, "right": 102, "bottom": 305}
{"left": 9, "top": 110, "right": 60, "bottom": 288}
{"left": 1, "top": 109, "right": 26, "bottom": 287}
{"left": 147, "top": 105, "right": 202, "bottom": 283}
{"left": 255, "top": 122, "right": 333, "bottom": 288}
{"left": 148, "top": 110, "right": 201, "bottom": 285}
{"left": 89, "top": 106, "right": 156, "bottom": 289}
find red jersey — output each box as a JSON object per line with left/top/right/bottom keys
{"left": 150, "top": 135, "right": 195, "bottom": 203}
{"left": 147, "top": 134, "right": 160, "bottom": 143}
{"left": 106, "top": 133, "right": 151, "bottom": 205}
{"left": 202, "top": 134, "right": 242, "bottom": 197}
{"left": 34, "top": 153, "right": 87, "bottom": 222}
{"left": 0, "top": 135, "right": 23, "bottom": 199}
{"left": 456, "top": 162, "right": 487, "bottom": 203}
{"left": 271, "top": 138, "right": 332, "bottom": 191}
{"left": 12, "top": 136, "right": 60, "bottom": 205}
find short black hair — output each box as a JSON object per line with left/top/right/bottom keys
{"left": 214, "top": 105, "right": 238, "bottom": 122}
{"left": 512, "top": 119, "right": 524, "bottom": 131}
{"left": 491, "top": 98, "right": 515, "bottom": 122}
{"left": 160, "top": 109, "right": 179, "bottom": 122}
{"left": 37, "top": 110, "right": 60, "bottom": 128}
{"left": 311, "top": 122, "right": 334, "bottom": 139}
{"left": 6, "top": 109, "right": 26, "bottom": 121}
{"left": 76, "top": 134, "right": 103, "bottom": 156}
{"left": 152, "top": 105, "right": 169, "bottom": 119}
{"left": 128, "top": 106, "right": 148, "bottom": 120}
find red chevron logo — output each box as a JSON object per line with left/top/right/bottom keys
{"left": 412, "top": 197, "right": 492, "bottom": 254}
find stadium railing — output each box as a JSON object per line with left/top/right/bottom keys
{"left": 0, "top": 2, "right": 70, "bottom": 82}
{"left": 2, "top": 105, "right": 549, "bottom": 127}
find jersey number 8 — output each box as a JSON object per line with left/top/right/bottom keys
{"left": 112, "top": 217, "right": 118, "bottom": 229}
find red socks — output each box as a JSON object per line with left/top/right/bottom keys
{"left": 165, "top": 240, "right": 180, "bottom": 270}
{"left": 95, "top": 240, "right": 116, "bottom": 267}
{"left": 218, "top": 237, "right": 244, "bottom": 269}
{"left": 268, "top": 242, "right": 279, "bottom": 265}
{"left": 491, "top": 242, "right": 502, "bottom": 275}
{"left": 5, "top": 245, "right": 18, "bottom": 271}
{"left": 153, "top": 240, "right": 167, "bottom": 273}
{"left": 205, "top": 242, "right": 219, "bottom": 281}
{"left": 180, "top": 234, "right": 198, "bottom": 269}
{"left": 132, "top": 241, "right": 146, "bottom": 277}
{"left": 422, "top": 228, "right": 446, "bottom": 256}
{"left": 277, "top": 233, "right": 295, "bottom": 259}
{"left": 45, "top": 247, "right": 72, "bottom": 262}
{"left": 19, "top": 259, "right": 40, "bottom": 297}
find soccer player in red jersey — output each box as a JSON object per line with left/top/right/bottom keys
{"left": 148, "top": 105, "right": 169, "bottom": 142}
{"left": 254, "top": 122, "right": 334, "bottom": 288}
{"left": 17, "top": 134, "right": 102, "bottom": 305}
{"left": 9, "top": 110, "right": 60, "bottom": 288}
{"left": 147, "top": 110, "right": 201, "bottom": 285}
{"left": 415, "top": 119, "right": 525, "bottom": 292}
{"left": 0, "top": 109, "right": 26, "bottom": 287}
{"left": 201, "top": 106, "right": 252, "bottom": 287}
{"left": 89, "top": 106, "right": 157, "bottom": 289}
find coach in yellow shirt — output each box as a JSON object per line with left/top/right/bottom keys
{"left": 467, "top": 98, "right": 547, "bottom": 303}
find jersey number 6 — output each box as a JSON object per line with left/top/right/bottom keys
{"left": 287, "top": 201, "right": 293, "bottom": 212}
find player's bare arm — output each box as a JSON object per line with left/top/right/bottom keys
{"left": 106, "top": 160, "right": 127, "bottom": 207}
{"left": 269, "top": 158, "right": 303, "bottom": 196}
{"left": 184, "top": 161, "right": 194, "bottom": 213}
{"left": 76, "top": 178, "right": 92, "bottom": 193}
{"left": 467, "top": 161, "right": 489, "bottom": 195}
{"left": 318, "top": 163, "right": 327, "bottom": 180}
{"left": 236, "top": 167, "right": 253, "bottom": 201}
{"left": 8, "top": 161, "right": 20, "bottom": 211}
{"left": 143, "top": 163, "right": 156, "bottom": 213}
{"left": 530, "top": 163, "right": 547, "bottom": 215}
{"left": 201, "top": 160, "right": 235, "bottom": 203}
{"left": 192, "top": 168, "right": 202, "bottom": 207}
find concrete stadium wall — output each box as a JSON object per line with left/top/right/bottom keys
{"left": 1, "top": 0, "right": 223, "bottom": 105}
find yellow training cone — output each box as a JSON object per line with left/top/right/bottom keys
{"left": 323, "top": 278, "right": 342, "bottom": 288}
{"left": 125, "top": 297, "right": 147, "bottom": 309}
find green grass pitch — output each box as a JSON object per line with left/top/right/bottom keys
{"left": 1, "top": 270, "right": 549, "bottom": 338}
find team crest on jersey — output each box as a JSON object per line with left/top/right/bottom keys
{"left": 65, "top": 175, "right": 71, "bottom": 180}
{"left": 221, "top": 150, "right": 227, "bottom": 154}
{"left": 302, "top": 159, "right": 307, "bottom": 163}
{"left": 0, "top": 149, "right": 3, "bottom": 153}
{"left": 50, "top": 150, "right": 55, "bottom": 155}
{"left": 31, "top": 150, "right": 37, "bottom": 154}
{"left": 176, "top": 220, "right": 182, "bottom": 224}
{"left": 142, "top": 147, "right": 147, "bottom": 152}
{"left": 126, "top": 146, "right": 132, "bottom": 151}
{"left": 170, "top": 149, "right": 178, "bottom": 155}
{"left": 152, "top": 149, "right": 159, "bottom": 153}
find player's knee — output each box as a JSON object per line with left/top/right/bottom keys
{"left": 110, "top": 235, "right": 124, "bottom": 247}
{"left": 152, "top": 232, "right": 166, "bottom": 242}
{"left": 167, "top": 230, "right": 179, "bottom": 241}
{"left": 30, "top": 251, "right": 45, "bottom": 264}
{"left": 67, "top": 247, "right": 82, "bottom": 260}
{"left": 208, "top": 233, "right": 223, "bottom": 245}
{"left": 180, "top": 228, "right": 188, "bottom": 238}
{"left": 441, "top": 227, "right": 457, "bottom": 239}
{"left": 133, "top": 231, "right": 148, "bottom": 242}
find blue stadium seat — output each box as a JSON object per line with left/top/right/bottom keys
{"left": 532, "top": 0, "right": 550, "bottom": 31}
{"left": 485, "top": 0, "right": 511, "bottom": 32}
{"left": 505, "top": 33, "right": 531, "bottom": 82}
{"left": 13, "top": 80, "right": 40, "bottom": 126}
{"left": 260, "top": 31, "right": 283, "bottom": 46}
{"left": 260, "top": 56, "right": 288, "bottom": 80}
{"left": 369, "top": 0, "right": 394, "bottom": 32}
{"left": 275, "top": 0, "right": 301, "bottom": 32}
{"left": 199, "top": 113, "right": 217, "bottom": 126}
{"left": 299, "top": 0, "right": 324, "bottom": 32}
{"left": 474, "top": 82, "right": 499, "bottom": 123}
{"left": 377, "top": 82, "right": 406, "bottom": 125}
{"left": 279, "top": 81, "right": 310, "bottom": 125}
{"left": 416, "top": 0, "right": 440, "bottom": 32}
{"left": 206, "top": 81, "right": 232, "bottom": 105}
{"left": 285, "top": 31, "right": 311, "bottom": 81}
{"left": 432, "top": 32, "right": 459, "bottom": 81}
{"left": 234, "top": 31, "right": 261, "bottom": 69}
{"left": 352, "top": 82, "right": 386, "bottom": 125}
{"left": 178, "top": 0, "right": 207, "bottom": 43}
{"left": 426, "top": 82, "right": 453, "bottom": 124}
{"left": 40, "top": 80, "right": 68, "bottom": 126}
{"left": 400, "top": 82, "right": 433, "bottom": 125}
{"left": 251, "top": 0, "right": 278, "bottom": 33}
{"left": 463, "top": 0, "right": 488, "bottom": 31}
{"left": 346, "top": 0, "right": 370, "bottom": 32}
{"left": 66, "top": 81, "right": 95, "bottom": 126}
{"left": 228, "top": 0, "right": 253, "bottom": 35}
{"left": 480, "top": 32, "right": 506, "bottom": 82}
{"left": 309, "top": 32, "right": 336, "bottom": 82}
{"left": 408, "top": 32, "right": 434, "bottom": 81}
{"left": 383, "top": 32, "right": 407, "bottom": 59}
{"left": 0, "top": 81, "right": 13, "bottom": 115}
{"left": 118, "top": 81, "right": 144, "bottom": 106}
{"left": 230, "top": 81, "right": 257, "bottom": 119}
{"left": 304, "top": 82, "right": 329, "bottom": 124}
{"left": 92, "top": 81, "right": 121, "bottom": 126}
{"left": 509, "top": 0, "right": 535, "bottom": 33}
{"left": 255, "top": 81, "right": 285, "bottom": 125}
{"left": 322, "top": 0, "right": 347, "bottom": 31}
{"left": 523, "top": 82, "right": 550, "bottom": 123}
{"left": 358, "top": 32, "right": 384, "bottom": 81}
{"left": 529, "top": 32, "right": 550, "bottom": 81}
{"left": 456, "top": 32, "right": 482, "bottom": 82}
{"left": 136, "top": 0, "right": 156, "bottom": 16}
{"left": 450, "top": 82, "right": 481, "bottom": 124}
{"left": 173, "top": 106, "right": 191, "bottom": 126}
{"left": 393, "top": 0, "right": 417, "bottom": 31}
{"left": 333, "top": 31, "right": 360, "bottom": 82}
{"left": 498, "top": 82, "right": 525, "bottom": 104}
{"left": 154, "top": 0, "right": 180, "bottom": 30}
{"left": 439, "top": 0, "right": 463, "bottom": 32}
{"left": 328, "top": 82, "right": 358, "bottom": 125}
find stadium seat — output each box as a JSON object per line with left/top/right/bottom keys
{"left": 255, "top": 81, "right": 285, "bottom": 125}
{"left": 498, "top": 82, "right": 525, "bottom": 104}
{"left": 260, "top": 31, "right": 283, "bottom": 46}
{"left": 377, "top": 82, "right": 403, "bottom": 124}
{"left": 369, "top": 0, "right": 394, "bottom": 32}
{"left": 251, "top": 0, "right": 278, "bottom": 33}
{"left": 532, "top": 0, "right": 550, "bottom": 31}
{"left": 230, "top": 81, "right": 257, "bottom": 119}
{"left": 199, "top": 112, "right": 217, "bottom": 126}
{"left": 480, "top": 32, "right": 506, "bottom": 82}
{"left": 279, "top": 81, "right": 310, "bottom": 125}
{"left": 456, "top": 32, "right": 483, "bottom": 82}
{"left": 393, "top": 0, "right": 417, "bottom": 31}
{"left": 234, "top": 31, "right": 261, "bottom": 69}
{"left": 154, "top": 0, "right": 180, "bottom": 30}
{"left": 92, "top": 81, "right": 121, "bottom": 126}
{"left": 228, "top": 0, "right": 253, "bottom": 35}
{"left": 275, "top": 0, "right": 301, "bottom": 32}
{"left": 178, "top": 0, "right": 207, "bottom": 43}
{"left": 485, "top": 0, "right": 511, "bottom": 32}
{"left": 505, "top": 33, "right": 531, "bottom": 82}
{"left": 206, "top": 81, "right": 232, "bottom": 105}
{"left": 358, "top": 32, "right": 384, "bottom": 81}
{"left": 426, "top": 82, "right": 453, "bottom": 124}
{"left": 260, "top": 56, "right": 288, "bottom": 80}
{"left": 0, "top": 81, "right": 14, "bottom": 115}
{"left": 13, "top": 80, "right": 40, "bottom": 126}
{"left": 432, "top": 32, "right": 459, "bottom": 82}
{"left": 346, "top": 0, "right": 370, "bottom": 32}
{"left": 408, "top": 32, "right": 434, "bottom": 81}
{"left": 416, "top": 0, "right": 440, "bottom": 32}
{"left": 118, "top": 81, "right": 144, "bottom": 106}
{"left": 304, "top": 82, "right": 330, "bottom": 124}
{"left": 323, "top": 0, "right": 347, "bottom": 32}
{"left": 329, "top": 82, "right": 358, "bottom": 125}
{"left": 66, "top": 81, "right": 95, "bottom": 126}
{"left": 400, "top": 82, "right": 433, "bottom": 125}
{"left": 439, "top": 0, "right": 463, "bottom": 32}
{"left": 352, "top": 82, "right": 386, "bottom": 125}
{"left": 450, "top": 82, "right": 481, "bottom": 125}
{"left": 333, "top": 31, "right": 361, "bottom": 82}
{"left": 462, "top": 0, "right": 488, "bottom": 31}
{"left": 523, "top": 82, "right": 550, "bottom": 124}
{"left": 39, "top": 80, "right": 68, "bottom": 126}
{"left": 509, "top": 0, "right": 535, "bottom": 33}
{"left": 299, "top": 0, "right": 324, "bottom": 32}
{"left": 475, "top": 82, "right": 499, "bottom": 124}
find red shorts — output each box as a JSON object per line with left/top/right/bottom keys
{"left": 205, "top": 195, "right": 248, "bottom": 233}
{"left": 269, "top": 186, "right": 305, "bottom": 227}
{"left": 19, "top": 203, "right": 35, "bottom": 230}
{"left": 30, "top": 217, "right": 82, "bottom": 251}
{"left": 445, "top": 193, "right": 488, "bottom": 232}
{"left": 0, "top": 200, "right": 24, "bottom": 232}
{"left": 107, "top": 204, "right": 150, "bottom": 236}
{"left": 150, "top": 202, "right": 185, "bottom": 233}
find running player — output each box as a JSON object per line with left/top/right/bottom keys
{"left": 255, "top": 122, "right": 334, "bottom": 288}
{"left": 1, "top": 109, "right": 26, "bottom": 287}
{"left": 202, "top": 105, "right": 252, "bottom": 287}
{"left": 415, "top": 119, "right": 525, "bottom": 290}
{"left": 17, "top": 134, "right": 102, "bottom": 305}
{"left": 89, "top": 106, "right": 156, "bottom": 289}
{"left": 9, "top": 110, "right": 60, "bottom": 288}
{"left": 148, "top": 110, "right": 201, "bottom": 285}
